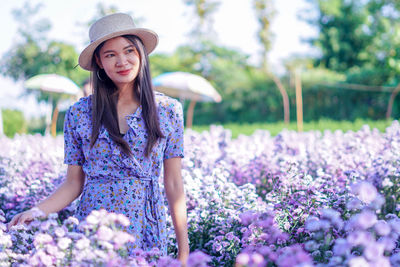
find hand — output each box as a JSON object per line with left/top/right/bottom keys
{"left": 7, "top": 207, "right": 45, "bottom": 230}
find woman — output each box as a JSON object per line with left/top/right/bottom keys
{"left": 8, "top": 13, "right": 189, "bottom": 264}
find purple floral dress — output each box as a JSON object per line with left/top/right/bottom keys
{"left": 63, "top": 92, "right": 184, "bottom": 254}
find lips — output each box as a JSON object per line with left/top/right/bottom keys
{"left": 117, "top": 69, "right": 131, "bottom": 75}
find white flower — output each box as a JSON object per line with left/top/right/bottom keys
{"left": 96, "top": 226, "right": 113, "bottom": 241}
{"left": 76, "top": 237, "right": 90, "bottom": 250}
{"left": 348, "top": 256, "right": 368, "bottom": 267}
{"left": 382, "top": 178, "right": 393, "bottom": 187}
{"left": 57, "top": 237, "right": 72, "bottom": 250}
{"left": 86, "top": 214, "right": 100, "bottom": 225}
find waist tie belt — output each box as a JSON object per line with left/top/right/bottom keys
{"left": 86, "top": 175, "right": 161, "bottom": 226}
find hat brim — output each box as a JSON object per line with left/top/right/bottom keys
{"left": 78, "top": 28, "right": 158, "bottom": 71}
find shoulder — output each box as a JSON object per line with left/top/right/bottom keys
{"left": 68, "top": 95, "right": 92, "bottom": 115}
{"left": 154, "top": 91, "right": 182, "bottom": 115}
{"left": 66, "top": 95, "right": 92, "bottom": 126}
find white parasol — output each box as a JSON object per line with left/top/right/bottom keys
{"left": 24, "top": 74, "right": 81, "bottom": 136}
{"left": 25, "top": 74, "right": 80, "bottom": 95}
{"left": 153, "top": 72, "right": 221, "bottom": 128}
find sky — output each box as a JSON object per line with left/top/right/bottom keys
{"left": 0, "top": 0, "right": 317, "bottom": 118}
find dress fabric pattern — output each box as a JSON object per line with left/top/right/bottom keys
{"left": 63, "top": 92, "right": 184, "bottom": 254}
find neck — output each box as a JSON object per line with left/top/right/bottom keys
{"left": 117, "top": 83, "right": 139, "bottom": 105}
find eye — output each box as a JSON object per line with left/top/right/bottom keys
{"left": 104, "top": 53, "right": 114, "bottom": 58}
{"left": 126, "top": 48, "right": 136, "bottom": 54}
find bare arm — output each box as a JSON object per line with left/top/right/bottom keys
{"left": 164, "top": 157, "right": 189, "bottom": 265}
{"left": 8, "top": 164, "right": 85, "bottom": 227}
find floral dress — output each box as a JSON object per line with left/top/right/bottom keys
{"left": 63, "top": 92, "right": 184, "bottom": 255}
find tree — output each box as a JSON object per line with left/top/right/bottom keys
{"left": 253, "top": 0, "right": 290, "bottom": 124}
{"left": 1, "top": 1, "right": 88, "bottom": 135}
{"left": 183, "top": 0, "right": 220, "bottom": 42}
{"left": 304, "top": 0, "right": 400, "bottom": 86}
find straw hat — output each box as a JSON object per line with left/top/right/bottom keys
{"left": 78, "top": 13, "right": 158, "bottom": 71}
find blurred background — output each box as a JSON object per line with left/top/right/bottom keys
{"left": 0, "top": 0, "right": 399, "bottom": 137}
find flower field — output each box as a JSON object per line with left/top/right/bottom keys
{"left": 1, "top": 121, "right": 400, "bottom": 266}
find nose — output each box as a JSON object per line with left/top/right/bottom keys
{"left": 116, "top": 54, "right": 128, "bottom": 67}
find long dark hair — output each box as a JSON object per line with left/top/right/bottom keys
{"left": 89, "top": 35, "right": 164, "bottom": 157}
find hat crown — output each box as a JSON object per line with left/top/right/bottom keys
{"left": 79, "top": 12, "right": 158, "bottom": 70}
{"left": 89, "top": 13, "right": 136, "bottom": 43}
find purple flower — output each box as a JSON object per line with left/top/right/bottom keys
{"left": 346, "top": 198, "right": 362, "bottom": 211}
{"left": 332, "top": 238, "right": 351, "bottom": 256}
{"left": 236, "top": 253, "right": 250, "bottom": 265}
{"left": 63, "top": 216, "right": 79, "bottom": 227}
{"left": 240, "top": 211, "right": 257, "bottom": 226}
{"left": 157, "top": 256, "right": 182, "bottom": 267}
{"left": 351, "top": 210, "right": 377, "bottom": 230}
{"left": 213, "top": 243, "right": 222, "bottom": 252}
{"left": 351, "top": 182, "right": 377, "bottom": 204}
{"left": 390, "top": 253, "right": 400, "bottom": 266}
{"left": 372, "top": 256, "right": 391, "bottom": 267}
{"left": 363, "top": 242, "right": 385, "bottom": 260}
{"left": 187, "top": 251, "right": 211, "bottom": 267}
{"left": 375, "top": 220, "right": 391, "bottom": 236}
{"left": 378, "top": 236, "right": 396, "bottom": 252}
{"left": 305, "top": 217, "right": 320, "bottom": 232}
{"left": 347, "top": 231, "right": 373, "bottom": 246}
{"left": 225, "top": 232, "right": 235, "bottom": 241}
{"left": 304, "top": 240, "right": 319, "bottom": 252}
{"left": 389, "top": 218, "right": 400, "bottom": 234}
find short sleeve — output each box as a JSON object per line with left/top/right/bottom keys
{"left": 63, "top": 106, "right": 85, "bottom": 165}
{"left": 164, "top": 101, "right": 184, "bottom": 159}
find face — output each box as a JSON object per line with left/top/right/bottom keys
{"left": 96, "top": 36, "right": 140, "bottom": 89}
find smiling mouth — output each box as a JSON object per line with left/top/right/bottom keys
{"left": 117, "top": 69, "right": 131, "bottom": 75}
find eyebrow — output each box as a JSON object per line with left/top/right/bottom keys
{"left": 102, "top": 45, "right": 136, "bottom": 54}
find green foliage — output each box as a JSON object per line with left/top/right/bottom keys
{"left": 253, "top": 0, "right": 276, "bottom": 61}
{"left": 150, "top": 53, "right": 190, "bottom": 77}
{"left": 2, "top": 109, "right": 27, "bottom": 137}
{"left": 309, "top": 0, "right": 373, "bottom": 71}
{"left": 184, "top": 0, "right": 220, "bottom": 40}
{"left": 191, "top": 119, "right": 395, "bottom": 139}
{"left": 26, "top": 116, "right": 46, "bottom": 135}
{"left": 305, "top": 0, "right": 400, "bottom": 86}
{"left": 1, "top": 2, "right": 89, "bottom": 106}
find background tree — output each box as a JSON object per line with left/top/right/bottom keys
{"left": 0, "top": 1, "right": 88, "bottom": 135}
{"left": 253, "top": 0, "right": 290, "bottom": 123}
{"left": 305, "top": 0, "right": 400, "bottom": 86}
{"left": 184, "top": 0, "right": 220, "bottom": 42}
